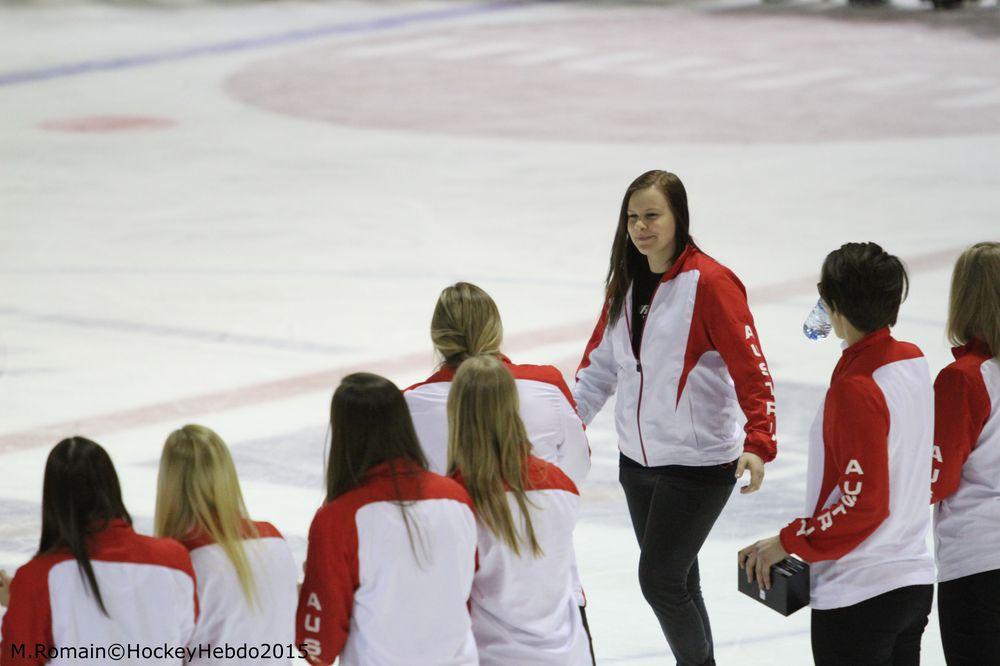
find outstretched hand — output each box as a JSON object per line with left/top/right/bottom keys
{"left": 735, "top": 452, "right": 765, "bottom": 494}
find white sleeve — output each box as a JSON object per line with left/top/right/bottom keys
{"left": 556, "top": 394, "right": 591, "bottom": 486}
{"left": 573, "top": 308, "right": 618, "bottom": 426}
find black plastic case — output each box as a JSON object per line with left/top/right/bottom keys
{"left": 737, "top": 556, "right": 810, "bottom": 616}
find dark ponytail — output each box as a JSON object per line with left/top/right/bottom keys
{"left": 38, "top": 437, "right": 131, "bottom": 616}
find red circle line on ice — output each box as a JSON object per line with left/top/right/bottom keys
{"left": 40, "top": 116, "right": 176, "bottom": 133}
{"left": 225, "top": 8, "right": 1000, "bottom": 143}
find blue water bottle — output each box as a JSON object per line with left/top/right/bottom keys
{"left": 802, "top": 299, "right": 832, "bottom": 340}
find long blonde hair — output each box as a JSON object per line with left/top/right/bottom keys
{"left": 948, "top": 242, "right": 1000, "bottom": 357}
{"left": 447, "top": 355, "right": 541, "bottom": 557}
{"left": 431, "top": 282, "right": 503, "bottom": 368}
{"left": 154, "top": 424, "right": 259, "bottom": 604}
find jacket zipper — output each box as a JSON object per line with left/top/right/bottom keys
{"left": 627, "top": 278, "right": 664, "bottom": 466}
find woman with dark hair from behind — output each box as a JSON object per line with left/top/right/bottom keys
{"left": 0, "top": 437, "right": 197, "bottom": 665}
{"left": 574, "top": 170, "right": 777, "bottom": 665}
{"left": 931, "top": 241, "right": 1000, "bottom": 665}
{"left": 296, "top": 373, "right": 477, "bottom": 666}
{"left": 740, "top": 242, "right": 936, "bottom": 665}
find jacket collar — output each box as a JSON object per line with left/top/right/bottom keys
{"left": 842, "top": 327, "right": 891, "bottom": 358}
{"left": 953, "top": 338, "right": 993, "bottom": 360}
{"left": 365, "top": 457, "right": 425, "bottom": 479}
{"left": 657, "top": 243, "right": 698, "bottom": 283}
{"left": 429, "top": 354, "right": 512, "bottom": 383}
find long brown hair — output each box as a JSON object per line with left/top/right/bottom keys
{"left": 605, "top": 171, "right": 693, "bottom": 324}
{"left": 447, "top": 355, "right": 542, "bottom": 557}
{"left": 431, "top": 282, "right": 503, "bottom": 368}
{"left": 948, "top": 241, "right": 1000, "bottom": 356}
{"left": 155, "top": 425, "right": 259, "bottom": 605}
{"left": 39, "top": 437, "right": 131, "bottom": 616}
{"left": 327, "top": 373, "right": 430, "bottom": 559}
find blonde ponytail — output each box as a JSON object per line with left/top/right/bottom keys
{"left": 431, "top": 282, "right": 503, "bottom": 368}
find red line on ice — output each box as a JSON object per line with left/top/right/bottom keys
{"left": 0, "top": 246, "right": 964, "bottom": 455}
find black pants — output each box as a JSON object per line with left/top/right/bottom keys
{"left": 811, "top": 584, "right": 933, "bottom": 666}
{"left": 579, "top": 605, "right": 596, "bottom": 666}
{"left": 938, "top": 568, "right": 1000, "bottom": 666}
{"left": 619, "top": 459, "right": 735, "bottom": 666}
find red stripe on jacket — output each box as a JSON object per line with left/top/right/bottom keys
{"left": 779, "top": 329, "right": 921, "bottom": 562}
{"left": 931, "top": 339, "right": 993, "bottom": 503}
{"left": 180, "top": 520, "right": 283, "bottom": 551}
{"left": 0, "top": 520, "right": 197, "bottom": 666}
{"left": 296, "top": 461, "right": 474, "bottom": 665}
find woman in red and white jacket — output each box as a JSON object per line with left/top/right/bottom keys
{"left": 154, "top": 424, "right": 299, "bottom": 665}
{"left": 931, "top": 241, "right": 1000, "bottom": 665}
{"left": 574, "top": 170, "right": 776, "bottom": 665}
{"left": 297, "top": 373, "right": 478, "bottom": 666}
{"left": 0, "top": 437, "right": 197, "bottom": 666}
{"left": 741, "top": 243, "right": 936, "bottom": 665}
{"left": 449, "top": 355, "right": 591, "bottom": 666}
{"left": 405, "top": 281, "right": 591, "bottom": 486}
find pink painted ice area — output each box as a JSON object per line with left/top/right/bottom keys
{"left": 40, "top": 116, "right": 175, "bottom": 132}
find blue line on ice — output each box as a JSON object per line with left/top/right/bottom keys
{"left": 0, "top": 267, "right": 598, "bottom": 289}
{"left": 0, "top": 0, "right": 541, "bottom": 87}
{"left": 0, "top": 306, "right": 356, "bottom": 356}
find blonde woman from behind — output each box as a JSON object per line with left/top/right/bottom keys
{"left": 932, "top": 241, "right": 1000, "bottom": 665}
{"left": 449, "top": 355, "right": 592, "bottom": 666}
{"left": 404, "top": 281, "right": 590, "bottom": 485}
{"left": 155, "top": 425, "right": 299, "bottom": 665}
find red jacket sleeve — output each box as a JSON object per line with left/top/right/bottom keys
{"left": 932, "top": 365, "right": 991, "bottom": 503}
{"left": 1, "top": 561, "right": 53, "bottom": 666}
{"left": 779, "top": 377, "right": 891, "bottom": 562}
{"left": 296, "top": 506, "right": 358, "bottom": 666}
{"left": 700, "top": 269, "right": 777, "bottom": 462}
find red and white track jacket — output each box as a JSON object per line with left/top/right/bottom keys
{"left": 404, "top": 357, "right": 591, "bottom": 484}
{"left": 931, "top": 339, "right": 1000, "bottom": 583}
{"left": 779, "top": 329, "right": 936, "bottom": 610}
{"left": 181, "top": 520, "right": 298, "bottom": 665}
{"left": 454, "top": 457, "right": 591, "bottom": 666}
{"left": 0, "top": 520, "right": 197, "bottom": 666}
{"left": 296, "top": 462, "right": 477, "bottom": 666}
{"left": 574, "top": 245, "right": 776, "bottom": 466}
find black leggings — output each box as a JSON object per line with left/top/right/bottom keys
{"left": 811, "top": 584, "right": 933, "bottom": 666}
{"left": 938, "top": 568, "right": 1000, "bottom": 666}
{"left": 619, "top": 460, "right": 735, "bottom": 666}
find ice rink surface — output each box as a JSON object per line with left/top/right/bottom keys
{"left": 2, "top": 0, "right": 999, "bottom": 662}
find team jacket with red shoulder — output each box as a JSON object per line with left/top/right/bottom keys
{"left": 296, "top": 461, "right": 477, "bottom": 666}
{"left": 180, "top": 520, "right": 298, "bottom": 665}
{"left": 931, "top": 338, "right": 1000, "bottom": 583}
{"left": 573, "top": 245, "right": 776, "bottom": 467}
{"left": 404, "top": 357, "right": 591, "bottom": 484}
{"left": 454, "top": 456, "right": 591, "bottom": 666}
{"left": 0, "top": 519, "right": 197, "bottom": 666}
{"left": 779, "top": 329, "right": 936, "bottom": 610}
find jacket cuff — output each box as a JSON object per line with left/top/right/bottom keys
{"left": 779, "top": 523, "right": 808, "bottom": 563}
{"left": 743, "top": 438, "right": 775, "bottom": 464}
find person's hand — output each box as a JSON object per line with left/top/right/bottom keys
{"left": 738, "top": 536, "right": 788, "bottom": 591}
{"left": 0, "top": 569, "right": 11, "bottom": 607}
{"left": 735, "top": 452, "right": 764, "bottom": 494}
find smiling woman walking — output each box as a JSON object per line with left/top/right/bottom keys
{"left": 573, "top": 170, "right": 777, "bottom": 666}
